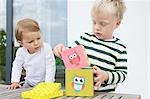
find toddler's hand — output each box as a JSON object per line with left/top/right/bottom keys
{"left": 53, "top": 44, "right": 65, "bottom": 58}
{"left": 93, "top": 66, "right": 108, "bottom": 89}
{"left": 8, "top": 82, "right": 21, "bottom": 89}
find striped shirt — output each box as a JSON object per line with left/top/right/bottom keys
{"left": 70, "top": 32, "right": 127, "bottom": 92}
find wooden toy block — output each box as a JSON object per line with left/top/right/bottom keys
{"left": 65, "top": 68, "right": 94, "bottom": 96}
{"left": 61, "top": 45, "right": 89, "bottom": 69}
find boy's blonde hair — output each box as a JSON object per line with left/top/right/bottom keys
{"left": 91, "top": 0, "right": 126, "bottom": 20}
{"left": 15, "top": 18, "right": 40, "bottom": 41}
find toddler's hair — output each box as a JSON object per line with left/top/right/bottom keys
{"left": 15, "top": 18, "right": 40, "bottom": 41}
{"left": 91, "top": 0, "right": 126, "bottom": 20}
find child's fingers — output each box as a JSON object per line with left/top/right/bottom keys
{"left": 12, "top": 85, "right": 21, "bottom": 89}
{"left": 55, "top": 51, "right": 60, "bottom": 57}
{"left": 95, "top": 81, "right": 102, "bottom": 89}
{"left": 93, "top": 66, "right": 100, "bottom": 71}
{"left": 8, "top": 83, "right": 21, "bottom": 90}
{"left": 54, "top": 47, "right": 61, "bottom": 58}
{"left": 93, "top": 66, "right": 101, "bottom": 76}
{"left": 11, "top": 85, "right": 17, "bottom": 89}
{"left": 18, "top": 84, "right": 22, "bottom": 88}
{"left": 93, "top": 70, "right": 96, "bottom": 74}
{"left": 6, "top": 85, "right": 11, "bottom": 89}
{"left": 53, "top": 44, "right": 65, "bottom": 58}
{"left": 10, "top": 85, "right": 15, "bottom": 89}
{"left": 59, "top": 47, "right": 65, "bottom": 57}
{"left": 13, "top": 86, "right": 17, "bottom": 89}
{"left": 61, "top": 45, "right": 65, "bottom": 52}
{"left": 8, "top": 85, "right": 13, "bottom": 89}
{"left": 94, "top": 76, "right": 100, "bottom": 82}
{"left": 95, "top": 81, "right": 101, "bottom": 86}
{"left": 53, "top": 47, "right": 59, "bottom": 56}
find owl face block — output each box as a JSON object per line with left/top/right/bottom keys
{"left": 66, "top": 69, "right": 94, "bottom": 96}
{"left": 61, "top": 45, "right": 89, "bottom": 69}
{"left": 72, "top": 75, "right": 85, "bottom": 93}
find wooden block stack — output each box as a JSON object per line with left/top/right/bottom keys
{"left": 61, "top": 45, "right": 94, "bottom": 96}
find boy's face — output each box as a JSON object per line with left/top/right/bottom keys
{"left": 92, "top": 12, "right": 120, "bottom": 40}
{"left": 21, "top": 31, "right": 43, "bottom": 54}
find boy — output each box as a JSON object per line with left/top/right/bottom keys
{"left": 9, "top": 18, "right": 56, "bottom": 89}
{"left": 53, "top": 0, "right": 127, "bottom": 92}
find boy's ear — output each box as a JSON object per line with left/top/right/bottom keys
{"left": 116, "top": 21, "right": 121, "bottom": 28}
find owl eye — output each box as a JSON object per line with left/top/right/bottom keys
{"left": 75, "top": 78, "right": 78, "bottom": 82}
{"left": 74, "top": 77, "right": 85, "bottom": 84}
{"left": 69, "top": 55, "right": 73, "bottom": 60}
{"left": 73, "top": 53, "right": 77, "bottom": 58}
{"left": 79, "top": 78, "right": 85, "bottom": 84}
{"left": 73, "top": 77, "right": 79, "bottom": 83}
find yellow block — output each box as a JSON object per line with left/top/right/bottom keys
{"left": 22, "top": 82, "right": 63, "bottom": 99}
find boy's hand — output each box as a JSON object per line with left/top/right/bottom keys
{"left": 53, "top": 43, "right": 65, "bottom": 58}
{"left": 93, "top": 66, "right": 108, "bottom": 89}
{"left": 8, "top": 82, "right": 21, "bottom": 89}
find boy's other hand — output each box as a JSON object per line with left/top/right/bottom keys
{"left": 53, "top": 43, "right": 65, "bottom": 58}
{"left": 7, "top": 82, "right": 21, "bottom": 89}
{"left": 93, "top": 66, "right": 108, "bottom": 89}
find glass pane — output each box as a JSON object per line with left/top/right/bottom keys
{"left": 13, "top": 0, "right": 67, "bottom": 47}
{"left": 49, "top": 0, "right": 67, "bottom": 47}
{"left": 0, "top": 0, "right": 6, "bottom": 83}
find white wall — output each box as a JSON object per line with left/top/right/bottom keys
{"left": 67, "top": 0, "right": 93, "bottom": 44}
{"left": 68, "top": 0, "right": 149, "bottom": 98}
{"left": 115, "top": 1, "right": 149, "bottom": 99}
{"left": 148, "top": 1, "right": 150, "bottom": 98}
